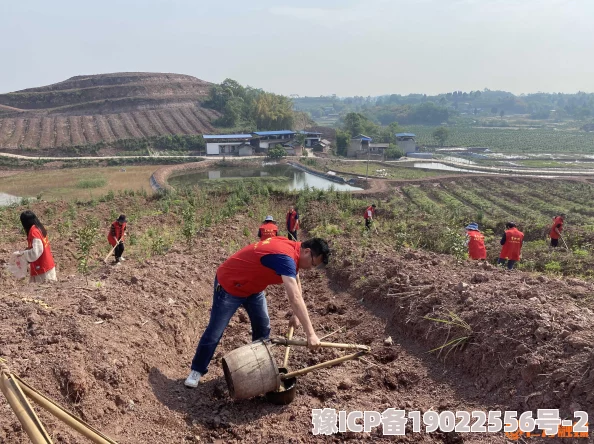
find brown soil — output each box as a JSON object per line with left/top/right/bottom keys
{"left": 0, "top": 200, "right": 592, "bottom": 443}
{"left": 0, "top": 73, "right": 219, "bottom": 151}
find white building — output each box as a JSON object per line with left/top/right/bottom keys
{"left": 204, "top": 134, "right": 253, "bottom": 155}
{"left": 395, "top": 133, "right": 417, "bottom": 154}
{"left": 252, "top": 130, "right": 295, "bottom": 150}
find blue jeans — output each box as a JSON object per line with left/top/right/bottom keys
{"left": 190, "top": 277, "right": 270, "bottom": 374}
{"left": 498, "top": 258, "right": 517, "bottom": 270}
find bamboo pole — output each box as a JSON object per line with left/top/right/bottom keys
{"left": 0, "top": 372, "right": 53, "bottom": 444}
{"left": 14, "top": 375, "right": 118, "bottom": 444}
{"left": 271, "top": 338, "right": 370, "bottom": 352}
{"left": 281, "top": 351, "right": 367, "bottom": 379}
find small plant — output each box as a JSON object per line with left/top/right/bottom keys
{"left": 243, "top": 226, "right": 250, "bottom": 237}
{"left": 76, "top": 217, "right": 99, "bottom": 285}
{"left": 423, "top": 310, "right": 473, "bottom": 360}
{"left": 544, "top": 260, "right": 562, "bottom": 274}
{"left": 181, "top": 203, "right": 197, "bottom": 248}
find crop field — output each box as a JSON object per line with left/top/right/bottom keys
{"left": 373, "top": 176, "right": 594, "bottom": 276}
{"left": 405, "top": 125, "right": 594, "bottom": 153}
{"left": 0, "top": 106, "right": 216, "bottom": 150}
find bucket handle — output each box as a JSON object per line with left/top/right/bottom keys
{"left": 271, "top": 338, "right": 370, "bottom": 352}
{"left": 280, "top": 351, "right": 367, "bottom": 380}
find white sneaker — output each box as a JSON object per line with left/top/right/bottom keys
{"left": 184, "top": 370, "right": 201, "bottom": 388}
{"left": 119, "top": 257, "right": 125, "bottom": 261}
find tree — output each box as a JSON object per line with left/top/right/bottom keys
{"left": 385, "top": 144, "right": 404, "bottom": 159}
{"left": 491, "top": 106, "right": 498, "bottom": 114}
{"left": 335, "top": 130, "right": 350, "bottom": 156}
{"left": 432, "top": 126, "right": 449, "bottom": 147}
{"left": 499, "top": 109, "right": 505, "bottom": 119}
{"left": 267, "top": 146, "right": 287, "bottom": 159}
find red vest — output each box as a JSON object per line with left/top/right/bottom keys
{"left": 27, "top": 226, "right": 55, "bottom": 276}
{"left": 364, "top": 206, "right": 375, "bottom": 220}
{"left": 258, "top": 222, "right": 278, "bottom": 240}
{"left": 107, "top": 221, "right": 126, "bottom": 246}
{"left": 466, "top": 230, "right": 487, "bottom": 260}
{"left": 499, "top": 228, "right": 524, "bottom": 261}
{"left": 549, "top": 217, "right": 563, "bottom": 239}
{"left": 217, "top": 237, "right": 301, "bottom": 297}
{"left": 286, "top": 210, "right": 299, "bottom": 231}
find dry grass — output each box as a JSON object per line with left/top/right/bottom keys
{"left": 0, "top": 166, "right": 158, "bottom": 201}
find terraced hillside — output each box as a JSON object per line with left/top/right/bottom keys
{"left": 0, "top": 72, "right": 220, "bottom": 151}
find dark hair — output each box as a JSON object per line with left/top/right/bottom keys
{"left": 505, "top": 221, "right": 517, "bottom": 229}
{"left": 301, "top": 238, "right": 331, "bottom": 265}
{"left": 20, "top": 211, "right": 47, "bottom": 237}
{"left": 371, "top": 204, "right": 376, "bottom": 208}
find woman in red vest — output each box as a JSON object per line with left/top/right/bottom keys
{"left": 258, "top": 215, "right": 278, "bottom": 240}
{"left": 16, "top": 211, "right": 57, "bottom": 283}
{"left": 286, "top": 205, "right": 300, "bottom": 240}
{"left": 549, "top": 213, "right": 565, "bottom": 248}
{"left": 498, "top": 222, "right": 524, "bottom": 270}
{"left": 364, "top": 204, "right": 376, "bottom": 230}
{"left": 107, "top": 214, "right": 127, "bottom": 263}
{"left": 465, "top": 222, "right": 487, "bottom": 260}
{"left": 185, "top": 236, "right": 331, "bottom": 388}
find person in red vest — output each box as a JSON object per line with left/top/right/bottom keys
{"left": 465, "top": 222, "right": 487, "bottom": 260}
{"left": 185, "top": 236, "right": 331, "bottom": 388}
{"left": 258, "top": 215, "right": 279, "bottom": 241}
{"left": 107, "top": 214, "right": 127, "bottom": 264}
{"left": 549, "top": 213, "right": 565, "bottom": 248}
{"left": 498, "top": 222, "right": 524, "bottom": 270}
{"left": 364, "top": 204, "right": 376, "bottom": 230}
{"left": 286, "top": 205, "right": 300, "bottom": 240}
{"left": 16, "top": 211, "right": 57, "bottom": 283}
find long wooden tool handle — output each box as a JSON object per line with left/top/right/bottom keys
{"left": 271, "top": 338, "right": 370, "bottom": 352}
{"left": 281, "top": 351, "right": 367, "bottom": 379}
{"left": 103, "top": 239, "right": 121, "bottom": 263}
{"left": 283, "top": 326, "right": 294, "bottom": 368}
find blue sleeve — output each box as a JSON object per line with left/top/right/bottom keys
{"left": 260, "top": 254, "right": 297, "bottom": 278}
{"left": 500, "top": 233, "right": 506, "bottom": 245}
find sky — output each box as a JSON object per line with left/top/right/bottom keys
{"left": 1, "top": 0, "right": 593, "bottom": 97}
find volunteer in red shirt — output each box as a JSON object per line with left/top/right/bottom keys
{"left": 498, "top": 222, "right": 524, "bottom": 270}
{"left": 16, "top": 211, "right": 57, "bottom": 283}
{"left": 286, "top": 205, "right": 299, "bottom": 240}
{"left": 185, "top": 236, "right": 331, "bottom": 388}
{"left": 107, "top": 214, "right": 127, "bottom": 263}
{"left": 258, "top": 215, "right": 279, "bottom": 240}
{"left": 465, "top": 222, "right": 487, "bottom": 260}
{"left": 549, "top": 213, "right": 565, "bottom": 248}
{"left": 364, "top": 204, "right": 376, "bottom": 230}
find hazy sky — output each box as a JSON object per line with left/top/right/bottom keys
{"left": 1, "top": 0, "right": 593, "bottom": 97}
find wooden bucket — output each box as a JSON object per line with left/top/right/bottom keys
{"left": 222, "top": 340, "right": 280, "bottom": 400}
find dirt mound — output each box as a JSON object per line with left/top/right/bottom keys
{"left": 329, "top": 245, "right": 594, "bottom": 417}
{"left": 0, "top": 72, "right": 218, "bottom": 151}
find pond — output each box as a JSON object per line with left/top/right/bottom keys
{"left": 169, "top": 164, "right": 362, "bottom": 191}
{"left": 0, "top": 192, "right": 20, "bottom": 206}
{"left": 413, "top": 162, "right": 492, "bottom": 174}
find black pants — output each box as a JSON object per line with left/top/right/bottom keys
{"left": 365, "top": 219, "right": 372, "bottom": 230}
{"left": 497, "top": 258, "right": 516, "bottom": 270}
{"left": 115, "top": 242, "right": 125, "bottom": 260}
{"left": 288, "top": 230, "right": 298, "bottom": 241}
{"left": 550, "top": 238, "right": 559, "bottom": 247}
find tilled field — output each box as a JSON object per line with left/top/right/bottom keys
{"left": 0, "top": 106, "right": 216, "bottom": 150}
{"left": 1, "top": 207, "right": 592, "bottom": 443}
